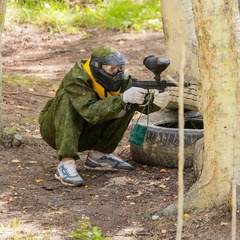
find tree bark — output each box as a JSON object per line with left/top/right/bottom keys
{"left": 0, "top": 0, "right": 7, "bottom": 135}
{"left": 193, "top": 0, "right": 240, "bottom": 207}
{"left": 154, "top": 0, "right": 240, "bottom": 217}
{"left": 161, "top": 0, "right": 199, "bottom": 110}
{"left": 161, "top": 0, "right": 195, "bottom": 77}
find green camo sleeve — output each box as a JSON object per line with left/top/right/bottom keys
{"left": 62, "top": 60, "right": 129, "bottom": 125}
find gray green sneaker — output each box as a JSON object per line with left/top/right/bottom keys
{"left": 55, "top": 160, "right": 85, "bottom": 186}
{"left": 84, "top": 154, "right": 134, "bottom": 170}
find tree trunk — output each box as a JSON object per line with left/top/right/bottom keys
{"left": 0, "top": 0, "right": 7, "bottom": 135}
{"left": 161, "top": 0, "right": 195, "bottom": 77}
{"left": 155, "top": 0, "right": 240, "bottom": 217}
{"left": 161, "top": 0, "right": 199, "bottom": 110}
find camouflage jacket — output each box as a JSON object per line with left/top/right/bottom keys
{"left": 41, "top": 59, "right": 160, "bottom": 125}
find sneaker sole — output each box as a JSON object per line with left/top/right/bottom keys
{"left": 84, "top": 156, "right": 134, "bottom": 171}
{"left": 84, "top": 164, "right": 133, "bottom": 171}
{"left": 84, "top": 164, "right": 118, "bottom": 171}
{"left": 55, "top": 174, "right": 85, "bottom": 187}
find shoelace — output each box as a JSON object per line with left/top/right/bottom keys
{"left": 62, "top": 162, "right": 78, "bottom": 176}
{"left": 107, "top": 154, "right": 124, "bottom": 162}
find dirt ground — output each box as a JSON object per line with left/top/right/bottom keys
{"left": 0, "top": 24, "right": 236, "bottom": 239}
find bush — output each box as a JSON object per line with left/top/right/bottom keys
{"left": 6, "top": 0, "right": 162, "bottom": 33}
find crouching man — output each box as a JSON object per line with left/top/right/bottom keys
{"left": 39, "top": 44, "right": 170, "bottom": 186}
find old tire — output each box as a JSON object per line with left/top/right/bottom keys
{"left": 130, "top": 109, "right": 204, "bottom": 168}
{"left": 167, "top": 80, "right": 198, "bottom": 111}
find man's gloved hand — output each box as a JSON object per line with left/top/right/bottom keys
{"left": 153, "top": 91, "right": 170, "bottom": 109}
{"left": 122, "top": 87, "right": 148, "bottom": 105}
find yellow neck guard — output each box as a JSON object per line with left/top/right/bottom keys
{"left": 84, "top": 58, "right": 121, "bottom": 99}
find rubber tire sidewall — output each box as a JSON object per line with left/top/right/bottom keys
{"left": 130, "top": 109, "right": 204, "bottom": 168}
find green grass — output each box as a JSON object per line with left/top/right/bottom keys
{"left": 6, "top": 0, "right": 162, "bottom": 33}
{"left": 0, "top": 215, "right": 108, "bottom": 240}
{"left": 70, "top": 216, "right": 110, "bottom": 240}
{"left": 0, "top": 219, "right": 51, "bottom": 239}
{"left": 3, "top": 74, "right": 55, "bottom": 89}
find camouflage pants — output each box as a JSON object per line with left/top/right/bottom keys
{"left": 39, "top": 93, "right": 135, "bottom": 160}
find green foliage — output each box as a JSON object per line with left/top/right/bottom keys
{"left": 7, "top": 0, "right": 79, "bottom": 33}
{"left": 70, "top": 217, "right": 109, "bottom": 240}
{"left": 6, "top": 0, "right": 161, "bottom": 33}
{"left": 99, "top": 0, "right": 161, "bottom": 32}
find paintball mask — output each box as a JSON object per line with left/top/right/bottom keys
{"left": 90, "top": 45, "right": 128, "bottom": 92}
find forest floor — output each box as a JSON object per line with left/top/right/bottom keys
{"left": 0, "top": 24, "right": 238, "bottom": 240}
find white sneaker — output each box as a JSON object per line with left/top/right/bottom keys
{"left": 55, "top": 160, "right": 85, "bottom": 186}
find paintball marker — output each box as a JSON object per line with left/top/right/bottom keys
{"left": 132, "top": 55, "right": 190, "bottom": 93}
